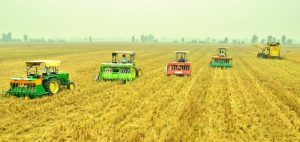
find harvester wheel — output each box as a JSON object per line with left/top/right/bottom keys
{"left": 44, "top": 78, "right": 61, "bottom": 95}
{"left": 135, "top": 68, "right": 142, "bottom": 77}
{"left": 67, "top": 82, "right": 75, "bottom": 90}
{"left": 95, "top": 75, "right": 100, "bottom": 81}
{"left": 132, "top": 68, "right": 136, "bottom": 78}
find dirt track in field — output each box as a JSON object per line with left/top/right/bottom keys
{"left": 0, "top": 43, "right": 300, "bottom": 141}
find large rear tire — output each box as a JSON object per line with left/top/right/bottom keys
{"left": 44, "top": 78, "right": 61, "bottom": 95}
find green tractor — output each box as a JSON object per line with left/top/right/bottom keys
{"left": 210, "top": 48, "right": 233, "bottom": 68}
{"left": 95, "top": 51, "right": 141, "bottom": 82}
{"left": 3, "top": 60, "right": 75, "bottom": 99}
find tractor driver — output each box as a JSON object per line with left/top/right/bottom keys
{"left": 178, "top": 55, "right": 185, "bottom": 62}
{"left": 42, "top": 66, "right": 49, "bottom": 75}
{"left": 121, "top": 54, "right": 129, "bottom": 63}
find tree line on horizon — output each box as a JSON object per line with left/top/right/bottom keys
{"left": 0, "top": 32, "right": 295, "bottom": 44}
{"left": 0, "top": 32, "right": 65, "bottom": 43}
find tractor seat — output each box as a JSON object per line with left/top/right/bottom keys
{"left": 178, "top": 58, "right": 186, "bottom": 62}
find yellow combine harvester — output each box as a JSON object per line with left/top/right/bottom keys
{"left": 256, "top": 42, "right": 281, "bottom": 59}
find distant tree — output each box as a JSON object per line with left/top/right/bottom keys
{"left": 232, "top": 39, "right": 237, "bottom": 44}
{"left": 147, "top": 34, "right": 155, "bottom": 42}
{"left": 191, "top": 40, "right": 197, "bottom": 43}
{"left": 251, "top": 35, "right": 258, "bottom": 43}
{"left": 131, "top": 35, "right": 135, "bottom": 42}
{"left": 267, "top": 35, "right": 273, "bottom": 42}
{"left": 287, "top": 39, "right": 293, "bottom": 44}
{"left": 181, "top": 38, "right": 185, "bottom": 43}
{"left": 7, "top": 32, "right": 12, "bottom": 41}
{"left": 0, "top": 33, "right": 5, "bottom": 41}
{"left": 1, "top": 32, "right": 12, "bottom": 42}
{"left": 23, "top": 34, "right": 28, "bottom": 42}
{"left": 223, "top": 37, "right": 229, "bottom": 44}
{"left": 89, "top": 36, "right": 92, "bottom": 42}
{"left": 206, "top": 37, "right": 210, "bottom": 43}
{"left": 281, "top": 35, "right": 286, "bottom": 44}
{"left": 261, "top": 38, "right": 266, "bottom": 44}
{"left": 140, "top": 35, "right": 145, "bottom": 42}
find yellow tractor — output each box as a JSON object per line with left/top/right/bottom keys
{"left": 256, "top": 42, "right": 281, "bottom": 59}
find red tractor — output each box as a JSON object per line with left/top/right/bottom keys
{"left": 166, "top": 51, "right": 191, "bottom": 76}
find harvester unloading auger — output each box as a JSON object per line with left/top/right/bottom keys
{"left": 210, "top": 48, "right": 233, "bottom": 68}
{"left": 3, "top": 60, "right": 75, "bottom": 99}
{"left": 255, "top": 42, "right": 281, "bottom": 59}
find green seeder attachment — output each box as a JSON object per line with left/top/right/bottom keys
{"left": 210, "top": 57, "right": 233, "bottom": 68}
{"left": 7, "top": 78, "right": 48, "bottom": 98}
{"left": 97, "top": 63, "right": 140, "bottom": 81}
{"left": 96, "top": 51, "right": 141, "bottom": 82}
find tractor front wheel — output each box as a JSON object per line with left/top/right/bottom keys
{"left": 67, "top": 82, "right": 75, "bottom": 90}
{"left": 44, "top": 78, "right": 61, "bottom": 95}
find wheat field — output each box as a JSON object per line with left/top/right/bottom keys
{"left": 0, "top": 43, "right": 300, "bottom": 141}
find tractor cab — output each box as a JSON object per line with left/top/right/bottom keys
{"left": 210, "top": 48, "right": 233, "bottom": 68}
{"left": 166, "top": 51, "right": 191, "bottom": 76}
{"left": 5, "top": 60, "right": 75, "bottom": 99}
{"left": 176, "top": 51, "right": 188, "bottom": 62}
{"left": 112, "top": 51, "right": 135, "bottom": 63}
{"left": 218, "top": 48, "right": 227, "bottom": 57}
{"left": 26, "top": 60, "right": 61, "bottom": 78}
{"left": 96, "top": 51, "right": 141, "bottom": 82}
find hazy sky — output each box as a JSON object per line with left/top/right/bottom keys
{"left": 0, "top": 0, "right": 299, "bottom": 40}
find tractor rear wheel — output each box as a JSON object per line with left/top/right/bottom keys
{"left": 67, "top": 82, "right": 75, "bottom": 90}
{"left": 44, "top": 78, "right": 61, "bottom": 95}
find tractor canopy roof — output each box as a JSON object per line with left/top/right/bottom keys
{"left": 175, "top": 51, "right": 189, "bottom": 53}
{"left": 267, "top": 42, "right": 280, "bottom": 46}
{"left": 26, "top": 60, "right": 61, "bottom": 67}
{"left": 101, "top": 63, "right": 134, "bottom": 67}
{"left": 218, "top": 47, "right": 228, "bottom": 50}
{"left": 113, "top": 51, "right": 135, "bottom": 55}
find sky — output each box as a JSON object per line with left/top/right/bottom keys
{"left": 0, "top": 0, "right": 299, "bottom": 40}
